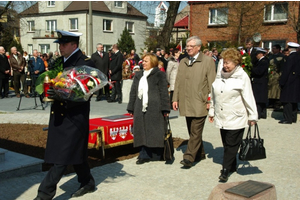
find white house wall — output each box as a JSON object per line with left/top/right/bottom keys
{"left": 92, "top": 13, "right": 146, "bottom": 54}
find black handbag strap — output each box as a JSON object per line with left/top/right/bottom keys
{"left": 246, "top": 123, "right": 261, "bottom": 139}
{"left": 253, "top": 123, "right": 261, "bottom": 139}
{"left": 164, "top": 116, "right": 171, "bottom": 135}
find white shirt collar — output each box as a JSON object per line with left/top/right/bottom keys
{"left": 64, "top": 48, "right": 80, "bottom": 62}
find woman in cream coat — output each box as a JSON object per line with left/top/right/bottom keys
{"left": 208, "top": 48, "right": 258, "bottom": 182}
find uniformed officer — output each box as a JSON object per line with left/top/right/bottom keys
{"left": 279, "top": 42, "right": 300, "bottom": 124}
{"left": 34, "top": 30, "right": 96, "bottom": 200}
{"left": 251, "top": 47, "right": 269, "bottom": 119}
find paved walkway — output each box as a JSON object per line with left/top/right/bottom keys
{"left": 0, "top": 95, "right": 300, "bottom": 199}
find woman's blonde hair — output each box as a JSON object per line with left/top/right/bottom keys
{"left": 220, "top": 48, "right": 242, "bottom": 65}
{"left": 158, "top": 61, "right": 164, "bottom": 68}
{"left": 142, "top": 53, "right": 158, "bottom": 68}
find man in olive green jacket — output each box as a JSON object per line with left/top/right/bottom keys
{"left": 173, "top": 36, "right": 216, "bottom": 168}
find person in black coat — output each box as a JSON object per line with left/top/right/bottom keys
{"left": 127, "top": 53, "right": 170, "bottom": 164}
{"left": 34, "top": 30, "right": 96, "bottom": 200}
{"left": 279, "top": 42, "right": 300, "bottom": 124}
{"left": 251, "top": 47, "right": 269, "bottom": 119}
{"left": 91, "top": 43, "right": 110, "bottom": 101}
{"left": 0, "top": 46, "right": 11, "bottom": 98}
{"left": 245, "top": 38, "right": 258, "bottom": 66}
{"left": 108, "top": 44, "right": 123, "bottom": 103}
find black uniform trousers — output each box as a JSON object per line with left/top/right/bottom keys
{"left": 111, "top": 80, "right": 122, "bottom": 102}
{"left": 37, "top": 161, "right": 93, "bottom": 200}
{"left": 256, "top": 103, "right": 267, "bottom": 119}
{"left": 220, "top": 128, "right": 245, "bottom": 170}
{"left": 282, "top": 102, "right": 298, "bottom": 123}
{"left": 96, "top": 84, "right": 110, "bottom": 100}
{"left": 0, "top": 77, "right": 9, "bottom": 97}
{"left": 184, "top": 116, "right": 206, "bottom": 162}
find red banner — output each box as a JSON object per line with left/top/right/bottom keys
{"left": 88, "top": 115, "right": 134, "bottom": 150}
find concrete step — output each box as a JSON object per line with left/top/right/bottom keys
{"left": 0, "top": 148, "right": 44, "bottom": 180}
{"left": 0, "top": 148, "right": 8, "bottom": 163}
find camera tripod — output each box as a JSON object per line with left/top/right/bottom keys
{"left": 16, "top": 74, "right": 45, "bottom": 111}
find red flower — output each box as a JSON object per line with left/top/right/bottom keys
{"left": 242, "top": 64, "right": 245, "bottom": 68}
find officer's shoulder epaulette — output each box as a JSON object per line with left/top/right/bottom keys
{"left": 85, "top": 57, "right": 91, "bottom": 61}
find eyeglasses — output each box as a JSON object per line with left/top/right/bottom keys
{"left": 186, "top": 45, "right": 197, "bottom": 48}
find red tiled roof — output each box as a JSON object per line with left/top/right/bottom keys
{"left": 64, "top": 1, "right": 110, "bottom": 12}
{"left": 20, "top": 1, "right": 147, "bottom": 18}
{"left": 174, "top": 15, "right": 189, "bottom": 28}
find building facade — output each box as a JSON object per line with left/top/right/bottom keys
{"left": 19, "top": 1, "right": 147, "bottom": 56}
{"left": 189, "top": 1, "right": 299, "bottom": 49}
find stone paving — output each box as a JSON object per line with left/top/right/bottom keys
{"left": 0, "top": 95, "right": 300, "bottom": 199}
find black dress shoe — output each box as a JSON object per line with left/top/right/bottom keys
{"left": 71, "top": 184, "right": 95, "bottom": 198}
{"left": 136, "top": 159, "right": 150, "bottom": 164}
{"left": 180, "top": 159, "right": 193, "bottom": 168}
{"left": 107, "top": 99, "right": 116, "bottom": 103}
{"left": 278, "top": 120, "right": 292, "bottom": 124}
{"left": 219, "top": 168, "right": 229, "bottom": 182}
{"left": 33, "top": 197, "right": 43, "bottom": 200}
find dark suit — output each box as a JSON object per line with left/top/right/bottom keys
{"left": 91, "top": 51, "right": 110, "bottom": 100}
{"left": 9, "top": 53, "right": 28, "bottom": 96}
{"left": 247, "top": 47, "right": 258, "bottom": 66}
{"left": 251, "top": 56, "right": 269, "bottom": 119}
{"left": 280, "top": 51, "right": 300, "bottom": 123}
{"left": 0, "top": 54, "right": 11, "bottom": 98}
{"left": 37, "top": 50, "right": 96, "bottom": 200}
{"left": 109, "top": 50, "right": 123, "bottom": 102}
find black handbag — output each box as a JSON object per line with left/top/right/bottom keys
{"left": 163, "top": 116, "right": 174, "bottom": 161}
{"left": 239, "top": 123, "right": 266, "bottom": 161}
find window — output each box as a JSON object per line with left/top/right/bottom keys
{"left": 28, "top": 21, "right": 35, "bottom": 32}
{"left": 103, "top": 19, "right": 113, "bottom": 32}
{"left": 39, "top": 44, "right": 50, "bottom": 54}
{"left": 104, "top": 45, "right": 112, "bottom": 52}
{"left": 209, "top": 8, "right": 228, "bottom": 25}
{"left": 69, "top": 18, "right": 78, "bottom": 30}
{"left": 28, "top": 44, "right": 33, "bottom": 55}
{"left": 264, "top": 3, "right": 288, "bottom": 22}
{"left": 46, "top": 20, "right": 57, "bottom": 32}
{"left": 126, "top": 22, "right": 134, "bottom": 33}
{"left": 262, "top": 40, "right": 286, "bottom": 50}
{"left": 47, "top": 1, "right": 55, "bottom": 7}
{"left": 114, "top": 1, "right": 123, "bottom": 8}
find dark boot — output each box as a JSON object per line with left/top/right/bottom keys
{"left": 219, "top": 168, "right": 229, "bottom": 182}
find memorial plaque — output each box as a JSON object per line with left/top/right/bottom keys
{"left": 225, "top": 180, "right": 273, "bottom": 198}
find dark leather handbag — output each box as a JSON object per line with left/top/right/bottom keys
{"left": 163, "top": 116, "right": 174, "bottom": 161}
{"left": 239, "top": 123, "right": 266, "bottom": 161}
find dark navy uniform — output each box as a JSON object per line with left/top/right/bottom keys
{"left": 36, "top": 31, "right": 96, "bottom": 200}
{"left": 251, "top": 56, "right": 269, "bottom": 119}
{"left": 280, "top": 50, "right": 300, "bottom": 123}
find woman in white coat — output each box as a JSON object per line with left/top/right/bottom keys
{"left": 166, "top": 49, "right": 180, "bottom": 109}
{"left": 208, "top": 48, "right": 258, "bottom": 182}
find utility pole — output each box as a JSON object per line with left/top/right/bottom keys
{"left": 88, "top": 1, "right": 93, "bottom": 56}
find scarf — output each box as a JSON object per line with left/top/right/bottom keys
{"left": 221, "top": 66, "right": 238, "bottom": 79}
{"left": 138, "top": 68, "right": 153, "bottom": 112}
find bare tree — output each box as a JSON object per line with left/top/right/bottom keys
{"left": 284, "top": 1, "right": 300, "bottom": 43}
{"left": 157, "top": 1, "right": 181, "bottom": 49}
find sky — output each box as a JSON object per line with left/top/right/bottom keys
{"left": 1, "top": 1, "right": 188, "bottom": 23}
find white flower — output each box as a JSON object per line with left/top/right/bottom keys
{"left": 87, "top": 80, "right": 94, "bottom": 87}
{"left": 90, "top": 71, "right": 98, "bottom": 77}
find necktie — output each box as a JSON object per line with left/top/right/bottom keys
{"left": 189, "top": 57, "right": 195, "bottom": 65}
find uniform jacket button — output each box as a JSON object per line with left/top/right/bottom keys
{"left": 51, "top": 111, "right": 54, "bottom": 114}
{"left": 61, "top": 113, "right": 64, "bottom": 116}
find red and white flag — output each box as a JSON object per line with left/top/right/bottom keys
{"left": 176, "top": 41, "right": 182, "bottom": 52}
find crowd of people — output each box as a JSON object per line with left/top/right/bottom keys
{"left": 1, "top": 29, "right": 300, "bottom": 198}
{"left": 0, "top": 47, "right": 61, "bottom": 99}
